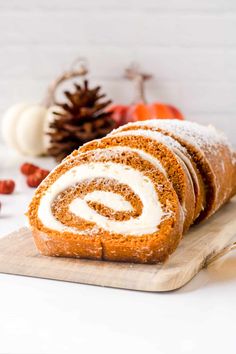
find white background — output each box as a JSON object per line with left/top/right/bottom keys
{"left": 0, "top": 0, "right": 236, "bottom": 143}
{"left": 0, "top": 2, "right": 236, "bottom": 353}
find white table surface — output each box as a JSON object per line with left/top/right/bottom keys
{"left": 0, "top": 145, "right": 235, "bottom": 354}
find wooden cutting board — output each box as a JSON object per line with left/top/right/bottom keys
{"left": 0, "top": 197, "right": 236, "bottom": 292}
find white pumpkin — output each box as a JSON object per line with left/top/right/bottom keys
{"left": 43, "top": 105, "right": 65, "bottom": 151}
{"left": 1, "top": 103, "right": 63, "bottom": 156}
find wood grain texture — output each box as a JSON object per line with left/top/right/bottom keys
{"left": 0, "top": 196, "right": 236, "bottom": 292}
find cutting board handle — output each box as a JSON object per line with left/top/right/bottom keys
{"left": 204, "top": 242, "right": 236, "bottom": 267}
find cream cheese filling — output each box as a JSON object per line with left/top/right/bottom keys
{"left": 38, "top": 162, "right": 165, "bottom": 236}
{"left": 84, "top": 191, "right": 133, "bottom": 212}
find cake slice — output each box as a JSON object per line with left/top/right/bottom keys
{"left": 113, "top": 119, "right": 236, "bottom": 221}
{"left": 28, "top": 149, "right": 183, "bottom": 264}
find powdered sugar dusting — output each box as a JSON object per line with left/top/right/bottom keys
{"left": 134, "top": 119, "right": 232, "bottom": 151}
{"left": 112, "top": 128, "right": 187, "bottom": 154}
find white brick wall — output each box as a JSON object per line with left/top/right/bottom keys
{"left": 0, "top": 0, "right": 236, "bottom": 142}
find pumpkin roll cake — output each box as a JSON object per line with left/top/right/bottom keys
{"left": 28, "top": 149, "right": 183, "bottom": 263}
{"left": 28, "top": 119, "right": 236, "bottom": 264}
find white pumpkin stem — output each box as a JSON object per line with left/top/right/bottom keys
{"left": 43, "top": 57, "right": 88, "bottom": 108}
{"left": 125, "top": 63, "right": 152, "bottom": 104}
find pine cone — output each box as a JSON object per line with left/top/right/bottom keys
{"left": 47, "top": 80, "right": 114, "bottom": 161}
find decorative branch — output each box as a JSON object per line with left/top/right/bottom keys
{"left": 43, "top": 57, "right": 88, "bottom": 108}
{"left": 125, "top": 62, "right": 152, "bottom": 104}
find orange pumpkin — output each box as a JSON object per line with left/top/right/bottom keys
{"left": 110, "top": 64, "right": 184, "bottom": 127}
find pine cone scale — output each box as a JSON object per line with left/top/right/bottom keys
{"left": 48, "top": 80, "right": 114, "bottom": 161}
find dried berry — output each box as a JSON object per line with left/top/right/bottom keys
{"left": 20, "top": 163, "right": 39, "bottom": 176}
{"left": 0, "top": 180, "right": 15, "bottom": 194}
{"left": 37, "top": 169, "right": 50, "bottom": 180}
{"left": 26, "top": 169, "right": 50, "bottom": 188}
